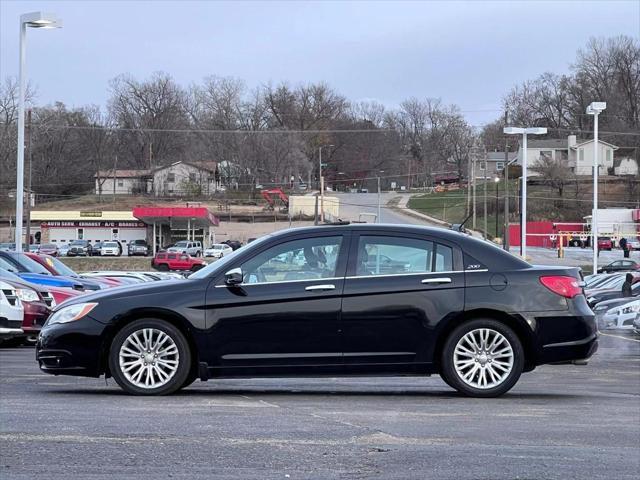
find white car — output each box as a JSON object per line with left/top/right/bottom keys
{"left": 168, "top": 240, "right": 202, "bottom": 257}
{"left": 204, "top": 244, "right": 233, "bottom": 259}
{"left": 627, "top": 238, "right": 640, "bottom": 250}
{"left": 602, "top": 299, "right": 640, "bottom": 330}
{"left": 100, "top": 241, "right": 121, "bottom": 256}
{"left": 0, "top": 280, "right": 24, "bottom": 341}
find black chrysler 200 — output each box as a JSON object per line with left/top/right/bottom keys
{"left": 36, "top": 224, "right": 597, "bottom": 397}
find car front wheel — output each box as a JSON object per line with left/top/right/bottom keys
{"left": 440, "top": 319, "right": 524, "bottom": 397}
{"left": 109, "top": 319, "right": 191, "bottom": 395}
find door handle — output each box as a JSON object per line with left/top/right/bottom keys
{"left": 305, "top": 284, "right": 336, "bottom": 291}
{"left": 421, "top": 277, "right": 452, "bottom": 284}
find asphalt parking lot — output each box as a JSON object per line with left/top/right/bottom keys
{"left": 1, "top": 333, "right": 639, "bottom": 480}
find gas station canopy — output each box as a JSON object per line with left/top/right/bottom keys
{"left": 132, "top": 206, "right": 219, "bottom": 229}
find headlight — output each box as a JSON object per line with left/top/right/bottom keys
{"left": 47, "top": 302, "right": 98, "bottom": 326}
{"left": 16, "top": 288, "right": 39, "bottom": 303}
{"left": 622, "top": 304, "right": 640, "bottom": 315}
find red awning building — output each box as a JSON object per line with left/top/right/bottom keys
{"left": 133, "top": 206, "right": 219, "bottom": 253}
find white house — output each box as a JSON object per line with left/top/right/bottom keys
{"left": 94, "top": 161, "right": 221, "bottom": 196}
{"left": 152, "top": 161, "right": 220, "bottom": 196}
{"left": 516, "top": 135, "right": 618, "bottom": 176}
{"left": 480, "top": 151, "right": 518, "bottom": 177}
{"left": 94, "top": 169, "right": 151, "bottom": 195}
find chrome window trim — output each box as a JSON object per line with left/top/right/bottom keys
{"left": 215, "top": 276, "right": 344, "bottom": 288}
{"left": 345, "top": 269, "right": 487, "bottom": 280}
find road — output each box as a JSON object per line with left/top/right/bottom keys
{"left": 333, "top": 192, "right": 436, "bottom": 225}
{"left": 1, "top": 333, "right": 638, "bottom": 479}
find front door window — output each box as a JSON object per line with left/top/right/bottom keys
{"left": 241, "top": 236, "right": 342, "bottom": 284}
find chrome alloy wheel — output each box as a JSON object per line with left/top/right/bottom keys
{"left": 118, "top": 328, "right": 180, "bottom": 389}
{"left": 453, "top": 328, "right": 514, "bottom": 389}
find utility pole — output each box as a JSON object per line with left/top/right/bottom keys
{"left": 503, "top": 109, "right": 510, "bottom": 251}
{"left": 113, "top": 154, "right": 118, "bottom": 207}
{"left": 25, "top": 109, "right": 32, "bottom": 248}
{"left": 472, "top": 156, "right": 477, "bottom": 229}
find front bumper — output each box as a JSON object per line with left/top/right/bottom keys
{"left": 36, "top": 316, "right": 108, "bottom": 377}
{"left": 0, "top": 327, "right": 24, "bottom": 339}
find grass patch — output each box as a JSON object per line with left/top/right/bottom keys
{"left": 408, "top": 187, "right": 503, "bottom": 239}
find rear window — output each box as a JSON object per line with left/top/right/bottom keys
{"left": 157, "top": 254, "right": 166, "bottom": 259}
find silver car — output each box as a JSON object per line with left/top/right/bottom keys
{"left": 167, "top": 240, "right": 202, "bottom": 257}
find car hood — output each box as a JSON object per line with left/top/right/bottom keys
{"left": 51, "top": 278, "right": 202, "bottom": 311}
{"left": 17, "top": 273, "right": 79, "bottom": 289}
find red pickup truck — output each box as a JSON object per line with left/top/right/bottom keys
{"left": 151, "top": 252, "right": 206, "bottom": 272}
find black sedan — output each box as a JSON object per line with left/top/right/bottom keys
{"left": 36, "top": 224, "right": 597, "bottom": 397}
{"left": 598, "top": 260, "right": 640, "bottom": 274}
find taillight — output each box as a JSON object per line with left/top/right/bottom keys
{"left": 540, "top": 276, "right": 582, "bottom": 298}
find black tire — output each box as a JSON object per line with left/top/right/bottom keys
{"left": 158, "top": 263, "right": 170, "bottom": 272}
{"left": 440, "top": 318, "right": 524, "bottom": 398}
{"left": 181, "top": 371, "right": 198, "bottom": 389}
{"left": 108, "top": 318, "right": 191, "bottom": 395}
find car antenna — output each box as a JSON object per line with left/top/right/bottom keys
{"left": 451, "top": 213, "right": 472, "bottom": 233}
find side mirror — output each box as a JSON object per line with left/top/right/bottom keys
{"left": 225, "top": 267, "right": 243, "bottom": 285}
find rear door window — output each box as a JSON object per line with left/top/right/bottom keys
{"left": 354, "top": 236, "right": 456, "bottom": 276}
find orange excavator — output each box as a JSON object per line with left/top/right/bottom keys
{"left": 261, "top": 188, "right": 289, "bottom": 212}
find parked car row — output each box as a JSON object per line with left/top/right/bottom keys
{"left": 584, "top": 271, "right": 640, "bottom": 332}
{"left": 1, "top": 239, "right": 153, "bottom": 257}
{"left": 0, "top": 250, "right": 185, "bottom": 346}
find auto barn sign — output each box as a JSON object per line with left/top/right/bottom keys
{"left": 41, "top": 221, "right": 146, "bottom": 228}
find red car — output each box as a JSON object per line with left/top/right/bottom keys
{"left": 151, "top": 252, "right": 206, "bottom": 272}
{"left": 597, "top": 237, "right": 613, "bottom": 251}
{"left": 37, "top": 243, "right": 59, "bottom": 256}
{"left": 48, "top": 285, "right": 83, "bottom": 305}
{"left": 0, "top": 276, "right": 51, "bottom": 344}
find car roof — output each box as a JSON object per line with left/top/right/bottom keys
{"left": 265, "top": 224, "right": 529, "bottom": 269}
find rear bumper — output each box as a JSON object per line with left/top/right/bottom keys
{"left": 540, "top": 332, "right": 599, "bottom": 364}
{"left": 521, "top": 295, "right": 599, "bottom": 366}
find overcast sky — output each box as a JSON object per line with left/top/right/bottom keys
{"left": 1, "top": 0, "right": 638, "bottom": 126}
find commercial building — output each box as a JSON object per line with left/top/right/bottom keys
{"left": 30, "top": 206, "right": 220, "bottom": 254}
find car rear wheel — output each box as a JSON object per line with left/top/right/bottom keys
{"left": 440, "top": 319, "right": 524, "bottom": 397}
{"left": 109, "top": 319, "right": 191, "bottom": 395}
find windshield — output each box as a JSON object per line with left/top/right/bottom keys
{"left": 0, "top": 259, "right": 20, "bottom": 273}
{"left": 190, "top": 234, "right": 273, "bottom": 279}
{"left": 10, "top": 254, "right": 52, "bottom": 275}
{"left": 174, "top": 241, "right": 188, "bottom": 247}
{"left": 46, "top": 256, "right": 78, "bottom": 277}
{"left": 104, "top": 242, "right": 118, "bottom": 247}
{"left": 41, "top": 244, "right": 56, "bottom": 249}
{"left": 70, "top": 240, "right": 86, "bottom": 246}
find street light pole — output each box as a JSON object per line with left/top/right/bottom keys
{"left": 318, "top": 144, "right": 333, "bottom": 223}
{"left": 14, "top": 12, "right": 62, "bottom": 252}
{"left": 587, "top": 102, "right": 606, "bottom": 274}
{"left": 495, "top": 177, "right": 500, "bottom": 239}
{"left": 483, "top": 162, "right": 487, "bottom": 239}
{"left": 504, "top": 126, "right": 547, "bottom": 260}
